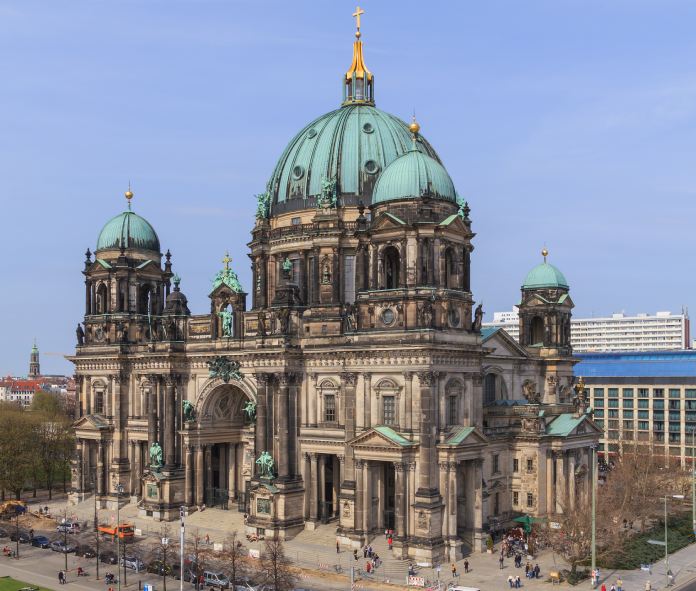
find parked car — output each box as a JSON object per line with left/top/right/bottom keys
{"left": 9, "top": 531, "right": 30, "bottom": 543}
{"left": 31, "top": 535, "right": 51, "bottom": 549}
{"left": 121, "top": 556, "right": 145, "bottom": 572}
{"left": 50, "top": 540, "right": 77, "bottom": 553}
{"left": 75, "top": 544, "right": 97, "bottom": 558}
{"left": 147, "top": 560, "right": 181, "bottom": 579}
{"left": 100, "top": 550, "right": 118, "bottom": 564}
{"left": 56, "top": 522, "right": 80, "bottom": 534}
{"left": 202, "top": 571, "right": 230, "bottom": 590}
{"left": 0, "top": 528, "right": 8, "bottom": 538}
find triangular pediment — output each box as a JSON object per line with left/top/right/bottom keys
{"left": 349, "top": 426, "right": 415, "bottom": 449}
{"left": 545, "top": 412, "right": 602, "bottom": 438}
{"left": 483, "top": 329, "right": 529, "bottom": 359}
{"left": 442, "top": 425, "right": 488, "bottom": 447}
{"left": 370, "top": 211, "right": 407, "bottom": 232}
{"left": 437, "top": 214, "right": 468, "bottom": 233}
{"left": 73, "top": 414, "right": 110, "bottom": 431}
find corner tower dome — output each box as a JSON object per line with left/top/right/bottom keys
{"left": 522, "top": 249, "right": 569, "bottom": 290}
{"left": 373, "top": 120, "right": 457, "bottom": 204}
{"left": 96, "top": 188, "right": 160, "bottom": 253}
{"left": 264, "top": 10, "right": 442, "bottom": 216}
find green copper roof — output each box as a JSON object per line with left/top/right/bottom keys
{"left": 211, "top": 267, "right": 244, "bottom": 294}
{"left": 267, "top": 104, "right": 440, "bottom": 212}
{"left": 545, "top": 413, "right": 586, "bottom": 437}
{"left": 522, "top": 262, "right": 569, "bottom": 290}
{"left": 445, "top": 426, "right": 476, "bottom": 445}
{"left": 374, "top": 426, "right": 414, "bottom": 446}
{"left": 96, "top": 210, "right": 160, "bottom": 253}
{"left": 373, "top": 148, "right": 457, "bottom": 204}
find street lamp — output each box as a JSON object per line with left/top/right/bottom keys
{"left": 180, "top": 506, "right": 185, "bottom": 591}
{"left": 116, "top": 483, "right": 124, "bottom": 591}
{"left": 590, "top": 443, "right": 598, "bottom": 588}
{"left": 690, "top": 427, "right": 695, "bottom": 543}
{"left": 663, "top": 494, "right": 684, "bottom": 587}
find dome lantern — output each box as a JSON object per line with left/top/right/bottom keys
{"left": 95, "top": 187, "right": 161, "bottom": 253}
{"left": 343, "top": 6, "right": 374, "bottom": 106}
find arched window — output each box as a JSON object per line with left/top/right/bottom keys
{"left": 376, "top": 379, "right": 400, "bottom": 426}
{"left": 383, "top": 246, "right": 400, "bottom": 289}
{"left": 444, "top": 248, "right": 455, "bottom": 289}
{"left": 530, "top": 316, "right": 544, "bottom": 345}
{"left": 484, "top": 374, "right": 497, "bottom": 405}
{"left": 96, "top": 283, "right": 108, "bottom": 314}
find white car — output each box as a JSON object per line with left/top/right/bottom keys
{"left": 121, "top": 556, "right": 145, "bottom": 572}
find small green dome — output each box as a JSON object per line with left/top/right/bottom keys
{"left": 96, "top": 210, "right": 160, "bottom": 253}
{"left": 267, "top": 104, "right": 440, "bottom": 213}
{"left": 522, "top": 262, "right": 569, "bottom": 290}
{"left": 372, "top": 149, "right": 457, "bottom": 204}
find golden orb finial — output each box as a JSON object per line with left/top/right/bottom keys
{"left": 541, "top": 247, "right": 549, "bottom": 262}
{"left": 409, "top": 114, "right": 420, "bottom": 135}
{"left": 125, "top": 182, "right": 134, "bottom": 209}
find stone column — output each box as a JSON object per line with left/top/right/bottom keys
{"left": 355, "top": 459, "right": 364, "bottom": 533}
{"left": 362, "top": 461, "right": 371, "bottom": 534}
{"left": 164, "top": 375, "right": 177, "bottom": 469}
{"left": 195, "top": 446, "right": 204, "bottom": 506}
{"left": 319, "top": 455, "right": 326, "bottom": 520}
{"left": 312, "top": 247, "right": 320, "bottom": 304}
{"left": 448, "top": 463, "right": 457, "bottom": 539}
{"left": 416, "top": 372, "right": 438, "bottom": 495}
{"left": 439, "top": 462, "right": 449, "bottom": 536}
{"left": 276, "top": 375, "right": 290, "bottom": 479}
{"left": 341, "top": 373, "right": 357, "bottom": 485}
{"left": 426, "top": 239, "right": 434, "bottom": 285}
{"left": 555, "top": 451, "right": 565, "bottom": 513}
{"left": 129, "top": 441, "right": 137, "bottom": 495}
{"left": 147, "top": 376, "right": 158, "bottom": 449}
{"left": 332, "top": 248, "right": 340, "bottom": 302}
{"left": 394, "top": 462, "right": 407, "bottom": 539}
{"left": 309, "top": 453, "right": 318, "bottom": 521}
{"left": 568, "top": 452, "right": 576, "bottom": 511}
{"left": 96, "top": 440, "right": 105, "bottom": 495}
{"left": 309, "top": 374, "right": 318, "bottom": 427}
{"left": 404, "top": 372, "right": 413, "bottom": 432}
{"left": 254, "top": 374, "right": 268, "bottom": 470}
{"left": 546, "top": 451, "right": 554, "bottom": 515}
{"left": 433, "top": 238, "right": 441, "bottom": 286}
{"left": 205, "top": 445, "right": 213, "bottom": 504}
{"left": 185, "top": 445, "right": 194, "bottom": 507}
{"left": 473, "top": 458, "right": 484, "bottom": 552}
{"left": 363, "top": 373, "right": 372, "bottom": 428}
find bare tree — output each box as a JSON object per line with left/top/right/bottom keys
{"left": 260, "top": 537, "right": 297, "bottom": 591}
{"left": 147, "top": 524, "right": 177, "bottom": 591}
{"left": 187, "top": 528, "right": 211, "bottom": 590}
{"left": 219, "top": 532, "right": 248, "bottom": 588}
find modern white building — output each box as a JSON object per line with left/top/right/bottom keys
{"left": 484, "top": 309, "right": 690, "bottom": 353}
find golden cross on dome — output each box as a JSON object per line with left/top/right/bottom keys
{"left": 222, "top": 251, "right": 232, "bottom": 270}
{"left": 352, "top": 6, "right": 365, "bottom": 37}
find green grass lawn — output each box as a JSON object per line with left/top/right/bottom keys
{"left": 0, "top": 577, "right": 53, "bottom": 591}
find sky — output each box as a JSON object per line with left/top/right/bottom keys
{"left": 1, "top": 0, "right": 696, "bottom": 376}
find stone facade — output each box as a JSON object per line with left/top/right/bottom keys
{"left": 68, "top": 20, "right": 601, "bottom": 565}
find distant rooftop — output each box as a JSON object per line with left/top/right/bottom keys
{"left": 575, "top": 350, "right": 696, "bottom": 378}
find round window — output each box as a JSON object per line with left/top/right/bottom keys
{"left": 364, "top": 160, "right": 379, "bottom": 175}
{"left": 292, "top": 165, "right": 305, "bottom": 180}
{"left": 381, "top": 308, "right": 395, "bottom": 326}
{"left": 362, "top": 122, "right": 374, "bottom": 134}
{"left": 306, "top": 128, "right": 317, "bottom": 139}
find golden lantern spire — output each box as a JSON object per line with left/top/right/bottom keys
{"left": 343, "top": 6, "right": 374, "bottom": 105}
{"left": 541, "top": 247, "right": 549, "bottom": 263}
{"left": 222, "top": 251, "right": 232, "bottom": 270}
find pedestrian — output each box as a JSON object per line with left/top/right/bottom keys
{"left": 499, "top": 554, "right": 504, "bottom": 569}
{"left": 645, "top": 581, "right": 652, "bottom": 591}
{"left": 353, "top": 549, "right": 358, "bottom": 561}
{"left": 57, "top": 572, "right": 62, "bottom": 585}
{"left": 534, "top": 563, "right": 540, "bottom": 578}
{"left": 610, "top": 585, "right": 616, "bottom": 591}
{"left": 366, "top": 561, "right": 372, "bottom": 574}
{"left": 464, "top": 559, "right": 469, "bottom": 573}
{"left": 508, "top": 575, "right": 514, "bottom": 588}
{"left": 515, "top": 575, "right": 521, "bottom": 588}
{"left": 616, "top": 578, "right": 623, "bottom": 591}
{"left": 385, "top": 529, "right": 388, "bottom": 539}
{"left": 363, "top": 546, "right": 367, "bottom": 558}
{"left": 451, "top": 563, "right": 457, "bottom": 578}
{"left": 205, "top": 533, "right": 210, "bottom": 545}
{"left": 525, "top": 562, "right": 530, "bottom": 577}
{"left": 336, "top": 540, "right": 340, "bottom": 554}
{"left": 600, "top": 585, "right": 606, "bottom": 591}
{"left": 387, "top": 536, "right": 393, "bottom": 550}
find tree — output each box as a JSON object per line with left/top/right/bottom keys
{"left": 541, "top": 500, "right": 593, "bottom": 579}
{"left": 260, "top": 537, "right": 297, "bottom": 591}
{"left": 30, "top": 390, "right": 61, "bottom": 416}
{"left": 220, "top": 532, "right": 248, "bottom": 588}
{"left": 147, "top": 524, "right": 177, "bottom": 591}
{"left": 0, "top": 405, "right": 34, "bottom": 499}
{"left": 187, "top": 529, "right": 211, "bottom": 590}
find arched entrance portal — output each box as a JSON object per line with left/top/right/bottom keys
{"left": 188, "top": 383, "right": 254, "bottom": 512}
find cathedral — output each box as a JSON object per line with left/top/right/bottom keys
{"left": 69, "top": 11, "right": 600, "bottom": 563}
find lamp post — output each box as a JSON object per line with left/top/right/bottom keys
{"left": 691, "top": 427, "right": 695, "bottom": 543}
{"left": 180, "top": 506, "right": 185, "bottom": 591}
{"left": 590, "top": 444, "right": 597, "bottom": 588}
{"left": 91, "top": 469, "right": 100, "bottom": 580}
{"left": 116, "top": 483, "right": 124, "bottom": 591}
{"left": 664, "top": 494, "right": 685, "bottom": 587}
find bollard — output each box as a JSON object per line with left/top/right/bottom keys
{"left": 139, "top": 580, "right": 142, "bottom": 590}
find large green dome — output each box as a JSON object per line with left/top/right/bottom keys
{"left": 267, "top": 104, "right": 440, "bottom": 214}
{"left": 373, "top": 148, "right": 456, "bottom": 204}
{"left": 96, "top": 210, "right": 160, "bottom": 253}
{"left": 522, "top": 262, "right": 569, "bottom": 290}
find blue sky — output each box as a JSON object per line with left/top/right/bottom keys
{"left": 1, "top": 0, "right": 696, "bottom": 376}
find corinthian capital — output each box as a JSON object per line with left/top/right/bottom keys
{"left": 341, "top": 372, "right": 358, "bottom": 386}
{"left": 417, "top": 371, "right": 436, "bottom": 386}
